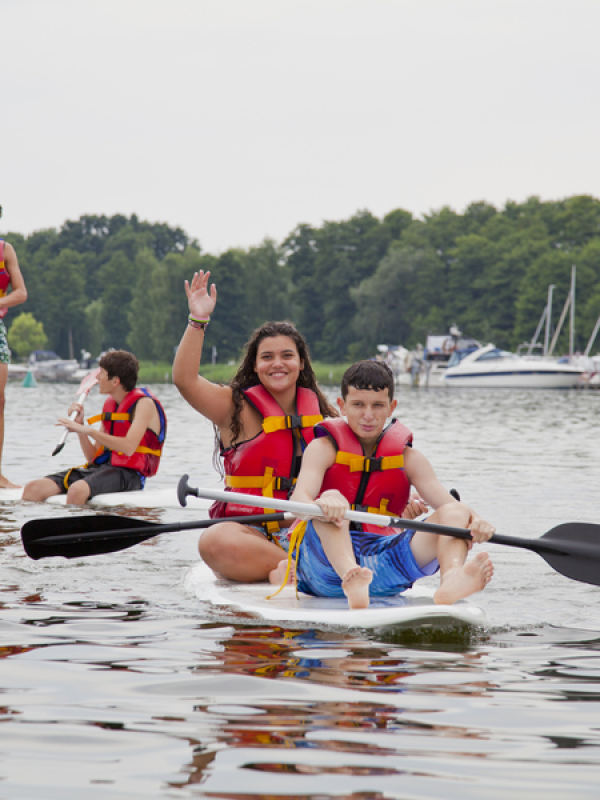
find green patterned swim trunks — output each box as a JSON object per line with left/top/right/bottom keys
{"left": 0, "top": 321, "right": 10, "bottom": 365}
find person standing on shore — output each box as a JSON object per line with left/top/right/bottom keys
{"left": 0, "top": 228, "right": 28, "bottom": 489}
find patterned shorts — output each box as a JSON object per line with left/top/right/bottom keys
{"left": 0, "top": 321, "right": 10, "bottom": 365}
{"left": 296, "top": 521, "right": 439, "bottom": 598}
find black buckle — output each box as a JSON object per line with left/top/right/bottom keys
{"left": 285, "top": 414, "right": 302, "bottom": 430}
{"left": 365, "top": 457, "right": 382, "bottom": 473}
{"left": 274, "top": 476, "right": 295, "bottom": 492}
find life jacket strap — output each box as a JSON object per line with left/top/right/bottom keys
{"left": 87, "top": 411, "right": 132, "bottom": 424}
{"left": 335, "top": 451, "right": 404, "bottom": 473}
{"left": 262, "top": 413, "right": 323, "bottom": 434}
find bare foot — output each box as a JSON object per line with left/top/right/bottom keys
{"left": 268, "top": 558, "right": 295, "bottom": 586}
{"left": 0, "top": 475, "right": 21, "bottom": 490}
{"left": 342, "top": 566, "right": 373, "bottom": 609}
{"left": 434, "top": 551, "right": 493, "bottom": 605}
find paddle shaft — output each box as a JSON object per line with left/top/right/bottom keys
{"left": 52, "top": 368, "right": 100, "bottom": 456}
{"left": 185, "top": 484, "right": 573, "bottom": 557}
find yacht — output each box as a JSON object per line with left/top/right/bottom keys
{"left": 442, "top": 344, "right": 585, "bottom": 389}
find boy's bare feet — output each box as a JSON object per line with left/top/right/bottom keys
{"left": 268, "top": 558, "right": 295, "bottom": 586}
{"left": 434, "top": 551, "right": 493, "bottom": 605}
{"left": 342, "top": 566, "right": 373, "bottom": 609}
{"left": 0, "top": 475, "right": 21, "bottom": 490}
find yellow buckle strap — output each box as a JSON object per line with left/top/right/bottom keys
{"left": 87, "top": 412, "right": 131, "bottom": 425}
{"left": 262, "top": 414, "right": 323, "bottom": 434}
{"left": 266, "top": 519, "right": 307, "bottom": 600}
{"left": 335, "top": 451, "right": 404, "bottom": 473}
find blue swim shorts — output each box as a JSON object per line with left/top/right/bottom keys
{"left": 296, "top": 522, "right": 439, "bottom": 598}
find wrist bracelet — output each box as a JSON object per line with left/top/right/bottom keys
{"left": 188, "top": 314, "right": 210, "bottom": 330}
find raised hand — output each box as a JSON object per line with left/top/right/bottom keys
{"left": 185, "top": 271, "right": 217, "bottom": 319}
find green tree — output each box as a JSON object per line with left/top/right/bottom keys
{"left": 7, "top": 313, "right": 48, "bottom": 360}
{"left": 36, "top": 249, "right": 87, "bottom": 357}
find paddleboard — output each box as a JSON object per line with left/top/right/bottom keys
{"left": 186, "top": 562, "right": 487, "bottom": 630}
{"left": 0, "top": 486, "right": 212, "bottom": 511}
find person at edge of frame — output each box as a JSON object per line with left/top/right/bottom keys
{"left": 0, "top": 206, "right": 28, "bottom": 489}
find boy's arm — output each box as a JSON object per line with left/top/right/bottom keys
{"left": 404, "top": 447, "right": 493, "bottom": 542}
{"left": 403, "top": 447, "right": 457, "bottom": 510}
{"left": 290, "top": 436, "right": 353, "bottom": 523}
{"left": 58, "top": 397, "right": 157, "bottom": 457}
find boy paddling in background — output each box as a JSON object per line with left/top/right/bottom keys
{"left": 273, "top": 360, "right": 494, "bottom": 609}
{"left": 22, "top": 351, "right": 166, "bottom": 505}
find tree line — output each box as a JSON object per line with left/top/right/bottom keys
{"left": 4, "top": 196, "right": 600, "bottom": 364}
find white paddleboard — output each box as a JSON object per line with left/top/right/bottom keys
{"left": 0, "top": 486, "right": 211, "bottom": 511}
{"left": 186, "top": 562, "right": 487, "bottom": 630}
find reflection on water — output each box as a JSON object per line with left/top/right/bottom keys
{"left": 0, "top": 384, "right": 600, "bottom": 797}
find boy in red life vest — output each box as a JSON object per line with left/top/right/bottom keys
{"left": 22, "top": 350, "right": 166, "bottom": 505}
{"left": 275, "top": 360, "right": 494, "bottom": 609}
{"left": 0, "top": 232, "right": 28, "bottom": 489}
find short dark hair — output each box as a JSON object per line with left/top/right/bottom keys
{"left": 98, "top": 350, "right": 139, "bottom": 392}
{"left": 341, "top": 360, "right": 395, "bottom": 400}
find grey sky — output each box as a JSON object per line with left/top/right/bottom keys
{"left": 3, "top": 0, "right": 599, "bottom": 253}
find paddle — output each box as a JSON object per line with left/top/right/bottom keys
{"left": 52, "top": 367, "right": 101, "bottom": 456}
{"left": 180, "top": 476, "right": 600, "bottom": 588}
{"left": 21, "top": 510, "right": 293, "bottom": 560}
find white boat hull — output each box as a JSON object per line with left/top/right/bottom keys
{"left": 443, "top": 345, "right": 584, "bottom": 389}
{"left": 443, "top": 369, "right": 583, "bottom": 389}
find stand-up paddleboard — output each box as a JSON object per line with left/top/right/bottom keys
{"left": 0, "top": 487, "right": 212, "bottom": 511}
{"left": 186, "top": 562, "right": 487, "bottom": 630}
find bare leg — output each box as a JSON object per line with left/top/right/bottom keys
{"left": 65, "top": 479, "right": 92, "bottom": 505}
{"left": 199, "top": 522, "right": 288, "bottom": 582}
{"left": 0, "top": 364, "right": 20, "bottom": 489}
{"left": 410, "top": 503, "right": 493, "bottom": 605}
{"left": 22, "top": 478, "right": 63, "bottom": 503}
{"left": 311, "top": 519, "right": 372, "bottom": 609}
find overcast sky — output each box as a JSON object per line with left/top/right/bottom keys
{"left": 2, "top": 0, "right": 599, "bottom": 254}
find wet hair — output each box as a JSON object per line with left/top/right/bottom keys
{"left": 98, "top": 350, "right": 139, "bottom": 392}
{"left": 218, "top": 321, "right": 338, "bottom": 458}
{"left": 341, "top": 360, "right": 395, "bottom": 401}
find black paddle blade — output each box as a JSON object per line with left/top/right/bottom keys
{"left": 536, "top": 522, "right": 600, "bottom": 587}
{"left": 21, "top": 515, "right": 156, "bottom": 560}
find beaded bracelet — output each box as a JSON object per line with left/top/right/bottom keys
{"left": 188, "top": 314, "right": 210, "bottom": 330}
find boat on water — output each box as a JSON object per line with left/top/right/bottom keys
{"left": 378, "top": 327, "right": 481, "bottom": 387}
{"left": 442, "top": 343, "right": 585, "bottom": 389}
{"left": 8, "top": 350, "right": 80, "bottom": 382}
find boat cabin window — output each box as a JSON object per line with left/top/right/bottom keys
{"left": 474, "top": 348, "right": 513, "bottom": 361}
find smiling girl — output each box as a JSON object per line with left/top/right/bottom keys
{"left": 172, "top": 271, "right": 337, "bottom": 581}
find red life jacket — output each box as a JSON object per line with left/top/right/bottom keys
{"left": 0, "top": 241, "right": 10, "bottom": 319}
{"left": 88, "top": 388, "right": 167, "bottom": 477}
{"left": 210, "top": 385, "right": 323, "bottom": 528}
{"left": 317, "top": 417, "right": 412, "bottom": 534}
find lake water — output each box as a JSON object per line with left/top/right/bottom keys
{"left": 1, "top": 381, "right": 600, "bottom": 799}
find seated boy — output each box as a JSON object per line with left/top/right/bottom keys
{"left": 22, "top": 350, "right": 167, "bottom": 505}
{"left": 272, "top": 360, "right": 494, "bottom": 609}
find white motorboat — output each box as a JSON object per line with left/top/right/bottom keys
{"left": 7, "top": 350, "right": 79, "bottom": 382}
{"left": 442, "top": 344, "right": 585, "bottom": 389}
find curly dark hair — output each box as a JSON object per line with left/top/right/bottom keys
{"left": 214, "top": 321, "right": 338, "bottom": 463}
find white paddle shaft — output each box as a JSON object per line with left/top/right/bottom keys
{"left": 193, "top": 486, "right": 396, "bottom": 528}
{"left": 56, "top": 390, "right": 88, "bottom": 448}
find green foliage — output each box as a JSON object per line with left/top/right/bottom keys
{"left": 5, "top": 197, "right": 600, "bottom": 372}
{"left": 7, "top": 313, "right": 48, "bottom": 360}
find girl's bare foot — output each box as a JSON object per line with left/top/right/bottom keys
{"left": 268, "top": 558, "right": 295, "bottom": 586}
{"left": 434, "top": 551, "right": 493, "bottom": 605}
{"left": 0, "top": 475, "right": 21, "bottom": 490}
{"left": 342, "top": 566, "right": 372, "bottom": 609}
